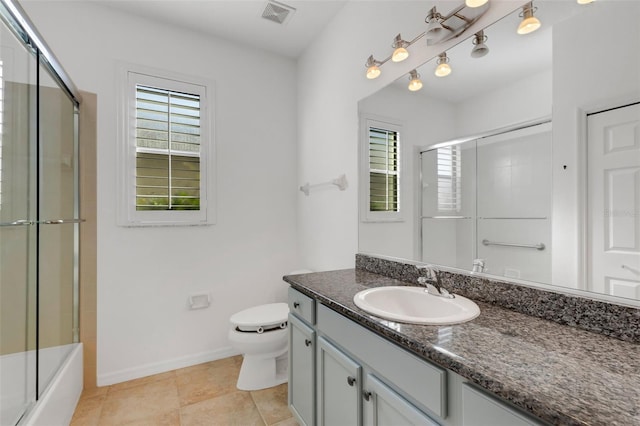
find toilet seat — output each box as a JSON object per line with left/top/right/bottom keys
{"left": 230, "top": 302, "right": 289, "bottom": 333}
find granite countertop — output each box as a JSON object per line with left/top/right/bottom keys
{"left": 283, "top": 269, "right": 640, "bottom": 426}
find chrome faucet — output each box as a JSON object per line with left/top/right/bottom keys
{"left": 472, "top": 258, "right": 486, "bottom": 273}
{"left": 416, "top": 265, "right": 454, "bottom": 299}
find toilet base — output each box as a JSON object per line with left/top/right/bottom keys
{"left": 236, "top": 352, "right": 288, "bottom": 391}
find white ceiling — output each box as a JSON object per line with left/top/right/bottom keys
{"left": 91, "top": 0, "right": 348, "bottom": 58}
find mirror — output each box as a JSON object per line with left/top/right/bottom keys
{"left": 358, "top": 1, "right": 640, "bottom": 302}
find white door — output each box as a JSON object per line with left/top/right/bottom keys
{"left": 587, "top": 103, "right": 640, "bottom": 299}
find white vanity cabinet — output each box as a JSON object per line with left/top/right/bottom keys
{"left": 316, "top": 303, "right": 445, "bottom": 425}
{"left": 288, "top": 288, "right": 316, "bottom": 426}
{"left": 287, "top": 286, "right": 546, "bottom": 426}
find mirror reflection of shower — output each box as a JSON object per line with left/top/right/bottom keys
{"left": 421, "top": 122, "right": 552, "bottom": 284}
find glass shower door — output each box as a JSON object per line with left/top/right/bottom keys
{"left": 0, "top": 16, "right": 38, "bottom": 425}
{"left": 37, "top": 60, "right": 78, "bottom": 396}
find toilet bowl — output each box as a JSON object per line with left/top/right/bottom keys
{"left": 229, "top": 302, "right": 290, "bottom": 391}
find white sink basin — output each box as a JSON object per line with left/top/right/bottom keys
{"left": 353, "top": 286, "right": 480, "bottom": 325}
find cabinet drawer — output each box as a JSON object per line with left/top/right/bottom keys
{"left": 317, "top": 304, "right": 447, "bottom": 419}
{"left": 462, "top": 384, "right": 544, "bottom": 426}
{"left": 289, "top": 287, "right": 316, "bottom": 324}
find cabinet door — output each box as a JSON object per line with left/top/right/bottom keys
{"left": 363, "top": 374, "right": 439, "bottom": 426}
{"left": 317, "top": 337, "right": 362, "bottom": 426}
{"left": 289, "top": 314, "right": 316, "bottom": 426}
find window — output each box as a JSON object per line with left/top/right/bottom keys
{"left": 360, "top": 116, "right": 403, "bottom": 222}
{"left": 118, "top": 65, "right": 214, "bottom": 226}
{"left": 437, "top": 145, "right": 462, "bottom": 213}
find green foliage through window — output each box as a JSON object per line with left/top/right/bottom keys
{"left": 135, "top": 85, "right": 201, "bottom": 211}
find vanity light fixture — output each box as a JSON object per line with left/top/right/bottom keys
{"left": 363, "top": 0, "right": 490, "bottom": 80}
{"left": 470, "top": 30, "right": 489, "bottom": 58}
{"left": 577, "top": 0, "right": 595, "bottom": 4}
{"left": 392, "top": 34, "right": 411, "bottom": 62}
{"left": 517, "top": 2, "right": 541, "bottom": 35}
{"left": 434, "top": 53, "right": 452, "bottom": 77}
{"left": 365, "top": 55, "right": 382, "bottom": 79}
{"left": 465, "top": 0, "right": 488, "bottom": 7}
{"left": 408, "top": 69, "right": 423, "bottom": 91}
{"left": 425, "top": 7, "right": 445, "bottom": 41}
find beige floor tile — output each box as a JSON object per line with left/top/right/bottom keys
{"left": 272, "top": 417, "right": 299, "bottom": 426}
{"left": 180, "top": 391, "right": 264, "bottom": 426}
{"left": 251, "top": 384, "right": 291, "bottom": 425}
{"left": 108, "top": 370, "right": 176, "bottom": 393}
{"left": 70, "top": 394, "right": 105, "bottom": 426}
{"left": 176, "top": 360, "right": 241, "bottom": 406}
{"left": 99, "top": 377, "right": 180, "bottom": 425}
{"left": 121, "top": 409, "right": 181, "bottom": 426}
{"left": 80, "top": 386, "right": 109, "bottom": 399}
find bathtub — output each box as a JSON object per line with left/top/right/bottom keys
{"left": 1, "top": 343, "right": 83, "bottom": 426}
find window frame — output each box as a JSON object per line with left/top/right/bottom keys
{"left": 117, "top": 63, "right": 215, "bottom": 226}
{"left": 359, "top": 115, "right": 404, "bottom": 223}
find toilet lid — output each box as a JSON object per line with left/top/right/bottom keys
{"left": 230, "top": 303, "right": 289, "bottom": 329}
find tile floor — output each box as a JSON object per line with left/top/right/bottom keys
{"left": 71, "top": 355, "right": 297, "bottom": 426}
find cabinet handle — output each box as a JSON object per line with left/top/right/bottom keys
{"left": 347, "top": 376, "right": 356, "bottom": 387}
{"left": 304, "top": 339, "right": 312, "bottom": 347}
{"left": 293, "top": 302, "right": 300, "bottom": 308}
{"left": 363, "top": 391, "right": 372, "bottom": 401}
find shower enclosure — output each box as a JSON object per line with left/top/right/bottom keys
{"left": 0, "top": 0, "right": 81, "bottom": 424}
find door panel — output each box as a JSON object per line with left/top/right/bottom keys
{"left": 317, "top": 337, "right": 361, "bottom": 426}
{"left": 588, "top": 103, "right": 640, "bottom": 298}
{"left": 288, "top": 314, "right": 315, "bottom": 426}
{"left": 0, "top": 28, "right": 38, "bottom": 426}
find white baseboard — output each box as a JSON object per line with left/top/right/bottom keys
{"left": 97, "top": 347, "right": 240, "bottom": 386}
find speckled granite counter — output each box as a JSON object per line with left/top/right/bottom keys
{"left": 284, "top": 269, "right": 640, "bottom": 426}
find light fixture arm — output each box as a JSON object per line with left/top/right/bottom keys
{"left": 520, "top": 2, "right": 537, "bottom": 19}
{"left": 472, "top": 30, "right": 487, "bottom": 45}
{"left": 365, "top": 55, "right": 383, "bottom": 68}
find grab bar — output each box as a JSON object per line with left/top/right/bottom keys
{"left": 482, "top": 239, "right": 545, "bottom": 251}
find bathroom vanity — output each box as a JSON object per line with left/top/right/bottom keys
{"left": 284, "top": 263, "right": 640, "bottom": 426}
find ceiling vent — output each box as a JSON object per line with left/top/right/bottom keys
{"left": 261, "top": 1, "right": 296, "bottom": 25}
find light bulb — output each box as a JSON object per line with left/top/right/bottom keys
{"left": 471, "top": 31, "right": 489, "bottom": 58}
{"left": 408, "top": 79, "right": 423, "bottom": 91}
{"left": 366, "top": 65, "right": 381, "bottom": 79}
{"left": 517, "top": 16, "right": 541, "bottom": 34}
{"left": 408, "top": 71, "right": 423, "bottom": 91}
{"left": 435, "top": 54, "right": 452, "bottom": 77}
{"left": 392, "top": 47, "right": 409, "bottom": 63}
{"left": 517, "top": 3, "right": 541, "bottom": 35}
{"left": 471, "top": 42, "right": 489, "bottom": 58}
{"left": 425, "top": 7, "right": 444, "bottom": 41}
{"left": 465, "top": 0, "right": 488, "bottom": 7}
{"left": 435, "top": 63, "right": 452, "bottom": 77}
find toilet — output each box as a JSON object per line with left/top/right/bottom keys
{"left": 228, "top": 302, "right": 290, "bottom": 391}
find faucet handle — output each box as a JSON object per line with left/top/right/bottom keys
{"left": 422, "top": 265, "right": 439, "bottom": 280}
